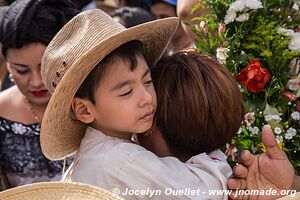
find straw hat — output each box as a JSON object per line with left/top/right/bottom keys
{"left": 40, "top": 9, "right": 179, "bottom": 160}
{"left": 0, "top": 182, "right": 124, "bottom": 200}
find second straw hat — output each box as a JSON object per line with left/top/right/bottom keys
{"left": 41, "top": 9, "right": 179, "bottom": 160}
{"left": 0, "top": 182, "right": 124, "bottom": 200}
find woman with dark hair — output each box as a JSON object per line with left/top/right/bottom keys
{"left": 112, "top": 6, "right": 153, "bottom": 28}
{"left": 138, "top": 51, "right": 244, "bottom": 160}
{"left": 146, "top": 51, "right": 244, "bottom": 159}
{"left": 0, "top": 0, "right": 78, "bottom": 189}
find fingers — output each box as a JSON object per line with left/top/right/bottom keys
{"left": 237, "top": 150, "right": 256, "bottom": 167}
{"left": 232, "top": 164, "right": 248, "bottom": 179}
{"left": 262, "top": 125, "right": 287, "bottom": 160}
{"left": 228, "top": 177, "right": 247, "bottom": 190}
{"left": 228, "top": 164, "right": 250, "bottom": 200}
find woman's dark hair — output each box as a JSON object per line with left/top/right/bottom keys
{"left": 71, "top": 0, "right": 93, "bottom": 10}
{"left": 0, "top": 0, "right": 79, "bottom": 57}
{"left": 152, "top": 51, "right": 244, "bottom": 156}
{"left": 125, "top": 0, "right": 152, "bottom": 11}
{"left": 112, "top": 7, "right": 153, "bottom": 28}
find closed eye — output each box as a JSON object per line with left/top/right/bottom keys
{"left": 16, "top": 70, "right": 30, "bottom": 75}
{"left": 144, "top": 79, "right": 153, "bottom": 86}
{"left": 120, "top": 90, "right": 132, "bottom": 97}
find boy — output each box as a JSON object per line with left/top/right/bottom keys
{"left": 41, "top": 9, "right": 240, "bottom": 199}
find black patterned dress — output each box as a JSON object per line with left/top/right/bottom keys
{"left": 0, "top": 117, "right": 71, "bottom": 189}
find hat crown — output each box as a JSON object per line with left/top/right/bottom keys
{"left": 41, "top": 9, "right": 126, "bottom": 94}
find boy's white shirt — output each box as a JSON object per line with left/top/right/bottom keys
{"left": 63, "top": 126, "right": 232, "bottom": 200}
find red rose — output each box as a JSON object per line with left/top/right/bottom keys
{"left": 237, "top": 60, "right": 270, "bottom": 93}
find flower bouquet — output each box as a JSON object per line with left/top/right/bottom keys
{"left": 192, "top": 0, "right": 300, "bottom": 174}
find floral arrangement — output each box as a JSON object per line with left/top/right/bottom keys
{"left": 192, "top": 0, "right": 300, "bottom": 174}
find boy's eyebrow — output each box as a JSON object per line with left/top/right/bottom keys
{"left": 111, "top": 68, "right": 150, "bottom": 91}
{"left": 142, "top": 68, "right": 150, "bottom": 79}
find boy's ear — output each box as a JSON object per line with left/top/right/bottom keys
{"left": 71, "top": 97, "right": 94, "bottom": 124}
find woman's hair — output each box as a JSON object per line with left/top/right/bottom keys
{"left": 0, "top": 0, "right": 79, "bottom": 57}
{"left": 0, "top": 50, "right": 7, "bottom": 90}
{"left": 112, "top": 7, "right": 153, "bottom": 28}
{"left": 124, "top": 0, "right": 152, "bottom": 11}
{"left": 152, "top": 51, "right": 244, "bottom": 156}
{"left": 75, "top": 40, "right": 145, "bottom": 104}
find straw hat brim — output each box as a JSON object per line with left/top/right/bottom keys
{"left": 41, "top": 15, "right": 179, "bottom": 160}
{"left": 0, "top": 182, "right": 124, "bottom": 200}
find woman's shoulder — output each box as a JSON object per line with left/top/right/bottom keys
{"left": 0, "top": 86, "right": 19, "bottom": 107}
{"left": 0, "top": 86, "right": 22, "bottom": 118}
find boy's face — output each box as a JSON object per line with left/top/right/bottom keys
{"left": 90, "top": 55, "right": 157, "bottom": 139}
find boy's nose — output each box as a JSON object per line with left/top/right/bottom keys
{"left": 138, "top": 88, "right": 153, "bottom": 107}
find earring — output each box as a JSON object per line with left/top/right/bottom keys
{"left": 144, "top": 127, "right": 156, "bottom": 136}
{"left": 8, "top": 73, "right": 15, "bottom": 83}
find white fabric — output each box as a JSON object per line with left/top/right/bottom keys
{"left": 65, "top": 126, "right": 231, "bottom": 200}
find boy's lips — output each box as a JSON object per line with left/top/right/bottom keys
{"left": 31, "top": 90, "right": 48, "bottom": 97}
{"left": 140, "top": 109, "right": 155, "bottom": 121}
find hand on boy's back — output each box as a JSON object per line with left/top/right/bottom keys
{"left": 227, "top": 126, "right": 296, "bottom": 200}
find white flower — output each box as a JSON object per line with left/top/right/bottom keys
{"left": 236, "top": 13, "right": 250, "bottom": 22}
{"left": 199, "top": 21, "right": 206, "bottom": 28}
{"left": 264, "top": 114, "right": 272, "bottom": 121}
{"left": 272, "top": 115, "right": 282, "bottom": 121}
{"left": 277, "top": 28, "right": 295, "bottom": 37}
{"left": 224, "top": 0, "right": 263, "bottom": 24}
{"left": 278, "top": 29, "right": 300, "bottom": 51}
{"left": 244, "top": 0, "right": 263, "bottom": 9}
{"left": 288, "top": 33, "right": 300, "bottom": 51}
{"left": 274, "top": 127, "right": 282, "bottom": 134}
{"left": 226, "top": 143, "right": 238, "bottom": 153}
{"left": 245, "top": 112, "right": 255, "bottom": 125}
{"left": 287, "top": 127, "right": 297, "bottom": 136}
{"left": 285, "top": 133, "right": 293, "bottom": 140}
{"left": 231, "top": 1, "right": 245, "bottom": 12}
{"left": 293, "top": 3, "right": 299, "bottom": 10}
{"left": 276, "top": 135, "right": 283, "bottom": 142}
{"left": 264, "top": 114, "right": 282, "bottom": 122}
{"left": 251, "top": 126, "right": 259, "bottom": 135}
{"left": 237, "top": 127, "right": 243, "bottom": 134}
{"left": 224, "top": 11, "right": 237, "bottom": 24}
{"left": 290, "top": 57, "right": 300, "bottom": 76}
{"left": 11, "top": 123, "right": 27, "bottom": 135}
{"left": 238, "top": 84, "right": 245, "bottom": 92}
{"left": 288, "top": 77, "right": 300, "bottom": 97}
{"left": 288, "top": 78, "right": 300, "bottom": 91}
{"left": 216, "top": 48, "right": 230, "bottom": 64}
{"left": 291, "top": 111, "right": 300, "bottom": 120}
